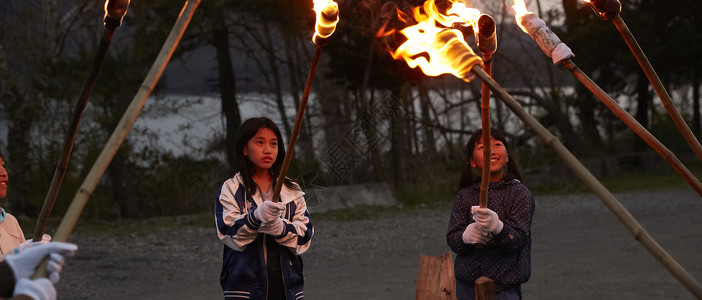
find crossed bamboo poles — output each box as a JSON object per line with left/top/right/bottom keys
{"left": 32, "top": 0, "right": 130, "bottom": 243}
{"left": 33, "top": 0, "right": 201, "bottom": 278}
{"left": 470, "top": 66, "right": 702, "bottom": 299}
{"left": 585, "top": 0, "right": 702, "bottom": 163}
{"left": 388, "top": 1, "right": 702, "bottom": 296}
{"left": 511, "top": 4, "right": 702, "bottom": 198}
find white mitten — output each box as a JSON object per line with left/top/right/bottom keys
{"left": 260, "top": 218, "right": 285, "bottom": 237}
{"left": 471, "top": 206, "right": 504, "bottom": 234}
{"left": 253, "top": 201, "right": 285, "bottom": 223}
{"left": 13, "top": 278, "right": 56, "bottom": 300}
{"left": 17, "top": 234, "right": 52, "bottom": 253}
{"left": 462, "top": 223, "right": 491, "bottom": 245}
{"left": 5, "top": 242, "right": 77, "bottom": 284}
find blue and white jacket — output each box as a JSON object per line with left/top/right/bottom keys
{"left": 215, "top": 173, "right": 313, "bottom": 300}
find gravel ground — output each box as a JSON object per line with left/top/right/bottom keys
{"left": 57, "top": 187, "right": 702, "bottom": 299}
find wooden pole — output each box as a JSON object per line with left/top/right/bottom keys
{"left": 612, "top": 15, "right": 702, "bottom": 163}
{"left": 32, "top": 26, "right": 116, "bottom": 242}
{"left": 477, "top": 15, "right": 496, "bottom": 209}
{"left": 478, "top": 59, "right": 491, "bottom": 209}
{"left": 560, "top": 59, "right": 702, "bottom": 198}
{"left": 470, "top": 67, "right": 702, "bottom": 299}
{"left": 272, "top": 41, "right": 326, "bottom": 202}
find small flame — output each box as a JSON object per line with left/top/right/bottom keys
{"left": 511, "top": 0, "right": 530, "bottom": 33}
{"left": 389, "top": 0, "right": 483, "bottom": 81}
{"left": 441, "top": 0, "right": 482, "bottom": 29}
{"left": 312, "top": 0, "right": 340, "bottom": 43}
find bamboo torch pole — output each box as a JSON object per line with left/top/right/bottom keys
{"left": 469, "top": 67, "right": 702, "bottom": 299}
{"left": 512, "top": 7, "right": 702, "bottom": 198}
{"left": 272, "top": 2, "right": 339, "bottom": 202}
{"left": 477, "top": 15, "right": 497, "bottom": 209}
{"left": 272, "top": 42, "right": 325, "bottom": 202}
{"left": 586, "top": 0, "right": 702, "bottom": 163}
{"left": 32, "top": 0, "right": 130, "bottom": 242}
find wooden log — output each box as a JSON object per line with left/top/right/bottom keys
{"left": 439, "top": 252, "right": 457, "bottom": 300}
{"left": 416, "top": 253, "right": 457, "bottom": 300}
{"left": 475, "top": 276, "right": 495, "bottom": 300}
{"left": 416, "top": 255, "right": 441, "bottom": 300}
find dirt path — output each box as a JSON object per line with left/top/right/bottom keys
{"left": 57, "top": 187, "right": 702, "bottom": 299}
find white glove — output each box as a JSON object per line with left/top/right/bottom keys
{"left": 471, "top": 206, "right": 504, "bottom": 235}
{"left": 17, "top": 234, "right": 52, "bottom": 253}
{"left": 13, "top": 278, "right": 56, "bottom": 300}
{"left": 462, "top": 223, "right": 491, "bottom": 245}
{"left": 254, "top": 201, "right": 285, "bottom": 223}
{"left": 5, "top": 242, "right": 77, "bottom": 284}
{"left": 260, "top": 218, "right": 285, "bottom": 237}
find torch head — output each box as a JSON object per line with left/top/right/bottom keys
{"left": 312, "top": 1, "right": 340, "bottom": 44}
{"left": 104, "top": 0, "right": 130, "bottom": 28}
{"left": 477, "top": 14, "right": 497, "bottom": 57}
{"left": 587, "top": 0, "right": 621, "bottom": 21}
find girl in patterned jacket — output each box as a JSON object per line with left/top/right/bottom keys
{"left": 447, "top": 129, "right": 535, "bottom": 300}
{"left": 215, "top": 117, "right": 313, "bottom": 300}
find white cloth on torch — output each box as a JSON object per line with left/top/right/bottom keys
{"left": 520, "top": 13, "right": 574, "bottom": 64}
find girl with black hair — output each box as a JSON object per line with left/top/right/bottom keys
{"left": 215, "top": 117, "right": 313, "bottom": 300}
{"left": 447, "top": 129, "right": 535, "bottom": 300}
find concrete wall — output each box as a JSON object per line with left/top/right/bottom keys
{"left": 304, "top": 182, "right": 397, "bottom": 213}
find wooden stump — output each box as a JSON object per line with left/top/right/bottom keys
{"left": 475, "top": 276, "right": 495, "bottom": 300}
{"left": 416, "top": 252, "right": 457, "bottom": 300}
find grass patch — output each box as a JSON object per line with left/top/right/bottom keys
{"left": 529, "top": 160, "right": 702, "bottom": 196}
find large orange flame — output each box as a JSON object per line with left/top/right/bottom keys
{"left": 312, "top": 0, "right": 340, "bottom": 43}
{"left": 389, "top": 0, "right": 483, "bottom": 81}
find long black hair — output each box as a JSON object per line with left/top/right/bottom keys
{"left": 235, "top": 117, "right": 299, "bottom": 196}
{"left": 458, "top": 128, "right": 522, "bottom": 191}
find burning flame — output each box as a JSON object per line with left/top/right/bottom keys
{"left": 312, "top": 0, "right": 340, "bottom": 43}
{"left": 388, "top": 0, "right": 483, "bottom": 81}
{"left": 511, "top": 0, "right": 529, "bottom": 33}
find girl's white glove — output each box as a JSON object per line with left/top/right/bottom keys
{"left": 5, "top": 242, "right": 77, "bottom": 284}
{"left": 17, "top": 234, "right": 52, "bottom": 253}
{"left": 254, "top": 201, "right": 285, "bottom": 223}
{"left": 260, "top": 218, "right": 285, "bottom": 237}
{"left": 471, "top": 206, "right": 504, "bottom": 235}
{"left": 462, "top": 223, "right": 491, "bottom": 245}
{"left": 13, "top": 278, "right": 56, "bottom": 300}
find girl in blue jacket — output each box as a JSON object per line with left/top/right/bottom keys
{"left": 447, "top": 129, "right": 535, "bottom": 300}
{"left": 215, "top": 117, "right": 313, "bottom": 300}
